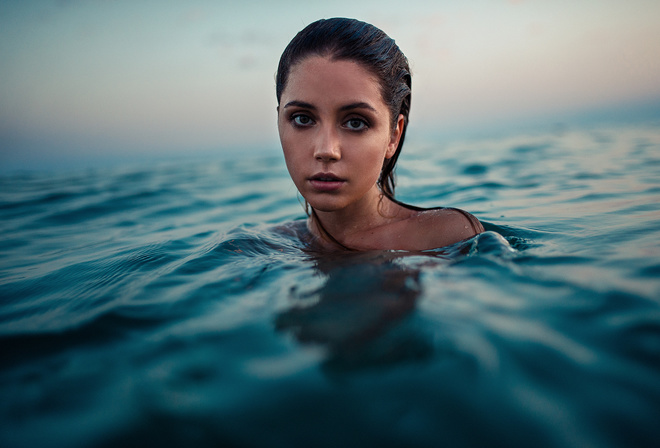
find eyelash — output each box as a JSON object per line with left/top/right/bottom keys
{"left": 289, "top": 113, "right": 369, "bottom": 131}
{"left": 291, "top": 114, "right": 314, "bottom": 127}
{"left": 345, "top": 118, "right": 368, "bottom": 131}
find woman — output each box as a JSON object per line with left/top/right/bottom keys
{"left": 276, "top": 18, "right": 483, "bottom": 251}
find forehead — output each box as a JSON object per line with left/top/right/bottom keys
{"left": 283, "top": 56, "right": 385, "bottom": 106}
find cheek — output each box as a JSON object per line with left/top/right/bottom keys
{"left": 280, "top": 125, "right": 312, "bottom": 161}
{"left": 280, "top": 134, "right": 300, "bottom": 163}
{"left": 280, "top": 135, "right": 306, "bottom": 184}
{"left": 359, "top": 141, "right": 389, "bottom": 173}
{"left": 278, "top": 121, "right": 295, "bottom": 157}
{"left": 277, "top": 115, "right": 287, "bottom": 145}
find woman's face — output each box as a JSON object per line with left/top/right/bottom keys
{"left": 278, "top": 56, "right": 404, "bottom": 213}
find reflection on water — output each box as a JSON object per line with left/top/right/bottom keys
{"left": 276, "top": 251, "right": 434, "bottom": 372}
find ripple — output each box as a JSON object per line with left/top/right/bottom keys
{"left": 1, "top": 126, "right": 660, "bottom": 447}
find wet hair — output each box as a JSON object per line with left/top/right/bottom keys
{"left": 276, "top": 17, "right": 412, "bottom": 199}
{"left": 277, "top": 18, "right": 481, "bottom": 250}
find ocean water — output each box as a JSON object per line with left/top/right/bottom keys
{"left": 1, "top": 124, "right": 660, "bottom": 447}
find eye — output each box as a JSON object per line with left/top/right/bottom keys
{"left": 292, "top": 114, "right": 314, "bottom": 126}
{"left": 345, "top": 118, "right": 368, "bottom": 131}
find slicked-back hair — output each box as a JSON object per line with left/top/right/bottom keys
{"left": 276, "top": 17, "right": 412, "bottom": 199}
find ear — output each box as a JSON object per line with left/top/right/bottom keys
{"left": 386, "top": 114, "right": 405, "bottom": 159}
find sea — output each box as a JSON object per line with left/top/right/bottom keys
{"left": 1, "top": 123, "right": 659, "bottom": 447}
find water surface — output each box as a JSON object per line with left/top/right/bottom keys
{"left": 1, "top": 125, "right": 660, "bottom": 447}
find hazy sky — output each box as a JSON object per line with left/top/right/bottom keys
{"left": 2, "top": 0, "right": 659, "bottom": 170}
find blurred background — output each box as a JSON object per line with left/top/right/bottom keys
{"left": 1, "top": 0, "right": 659, "bottom": 172}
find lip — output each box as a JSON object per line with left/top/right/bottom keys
{"left": 308, "top": 172, "right": 345, "bottom": 192}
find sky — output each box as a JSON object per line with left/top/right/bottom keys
{"left": 1, "top": 0, "right": 660, "bottom": 171}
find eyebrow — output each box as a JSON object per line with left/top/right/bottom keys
{"left": 283, "top": 100, "right": 377, "bottom": 113}
{"left": 283, "top": 100, "right": 316, "bottom": 110}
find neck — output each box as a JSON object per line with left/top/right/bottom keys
{"left": 309, "top": 185, "right": 398, "bottom": 250}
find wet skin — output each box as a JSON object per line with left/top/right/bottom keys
{"left": 278, "top": 56, "right": 483, "bottom": 250}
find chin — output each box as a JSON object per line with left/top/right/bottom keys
{"left": 305, "top": 196, "right": 347, "bottom": 213}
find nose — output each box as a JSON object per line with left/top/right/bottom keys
{"left": 313, "top": 125, "right": 341, "bottom": 162}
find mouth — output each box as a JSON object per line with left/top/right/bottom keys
{"left": 308, "top": 172, "right": 345, "bottom": 191}
{"left": 310, "top": 173, "right": 343, "bottom": 182}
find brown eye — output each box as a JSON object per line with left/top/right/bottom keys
{"left": 346, "top": 118, "right": 367, "bottom": 131}
{"left": 293, "top": 114, "right": 313, "bottom": 126}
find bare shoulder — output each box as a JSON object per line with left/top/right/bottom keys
{"left": 411, "top": 207, "right": 484, "bottom": 249}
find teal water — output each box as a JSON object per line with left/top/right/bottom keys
{"left": 1, "top": 125, "right": 660, "bottom": 447}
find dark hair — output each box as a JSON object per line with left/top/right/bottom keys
{"left": 276, "top": 17, "right": 412, "bottom": 199}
